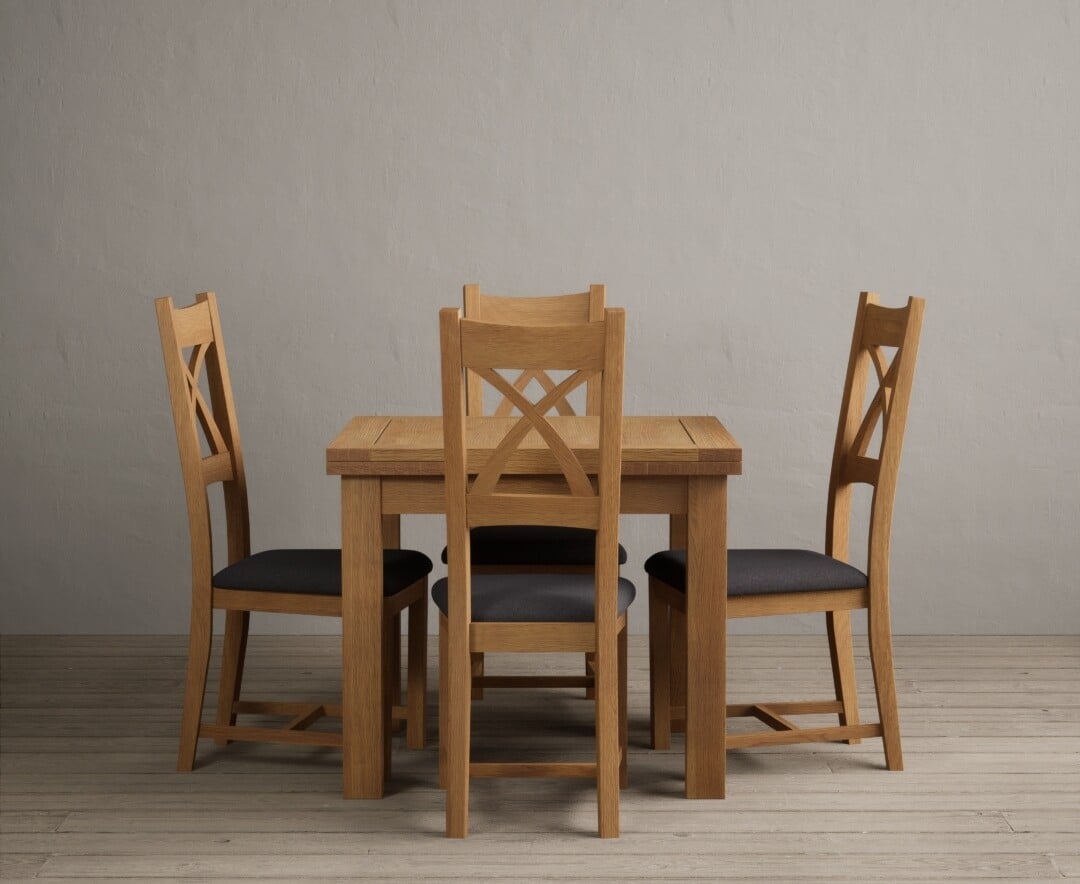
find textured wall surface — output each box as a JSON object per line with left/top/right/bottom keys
{"left": 2, "top": 1, "right": 1078, "bottom": 634}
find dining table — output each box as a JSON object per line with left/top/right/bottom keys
{"left": 326, "top": 414, "right": 741, "bottom": 799}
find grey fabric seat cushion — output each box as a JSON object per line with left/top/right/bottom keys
{"left": 213, "top": 549, "right": 433, "bottom": 597}
{"left": 643, "top": 548, "right": 868, "bottom": 595}
{"left": 432, "top": 573, "right": 636, "bottom": 622}
{"left": 440, "top": 526, "right": 628, "bottom": 567}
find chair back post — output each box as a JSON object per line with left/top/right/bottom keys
{"left": 825, "top": 293, "right": 925, "bottom": 587}
{"left": 594, "top": 308, "right": 626, "bottom": 639}
{"left": 825, "top": 293, "right": 874, "bottom": 563}
{"left": 155, "top": 292, "right": 251, "bottom": 591}
{"left": 585, "top": 285, "right": 606, "bottom": 415}
{"left": 866, "top": 297, "right": 925, "bottom": 588}
{"left": 462, "top": 283, "right": 607, "bottom": 417}
{"left": 197, "top": 293, "right": 251, "bottom": 566}
{"left": 462, "top": 287, "right": 485, "bottom": 416}
{"left": 156, "top": 296, "right": 214, "bottom": 589}
{"left": 440, "top": 307, "right": 473, "bottom": 632}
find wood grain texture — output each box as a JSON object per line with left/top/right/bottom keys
{"left": 327, "top": 416, "right": 740, "bottom": 475}
{"left": 684, "top": 475, "right": 727, "bottom": 798}
{"left": 340, "top": 477, "right": 384, "bottom": 799}
{"left": 463, "top": 284, "right": 606, "bottom": 418}
{"left": 678, "top": 417, "right": 743, "bottom": 462}
{"left": 325, "top": 417, "right": 393, "bottom": 462}
{"left": 461, "top": 285, "right": 608, "bottom": 702}
{"left": 463, "top": 278, "right": 597, "bottom": 667}
{"left": 327, "top": 404, "right": 739, "bottom": 806}
{"left": 649, "top": 294, "right": 925, "bottom": 781}
{"left": 2, "top": 634, "right": 1077, "bottom": 881}
{"left": 156, "top": 295, "right": 427, "bottom": 785}
{"left": 436, "top": 307, "right": 630, "bottom": 838}
{"left": 379, "top": 475, "right": 687, "bottom": 515}
{"left": 459, "top": 318, "right": 607, "bottom": 372}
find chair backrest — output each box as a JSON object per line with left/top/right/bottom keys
{"left": 462, "top": 284, "right": 606, "bottom": 417}
{"left": 155, "top": 292, "right": 251, "bottom": 586}
{"left": 826, "top": 292, "right": 925, "bottom": 583}
{"left": 440, "top": 306, "right": 626, "bottom": 624}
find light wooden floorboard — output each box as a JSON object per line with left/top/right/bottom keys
{"left": 1, "top": 634, "right": 1077, "bottom": 881}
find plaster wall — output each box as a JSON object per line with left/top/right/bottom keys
{"left": 2, "top": 0, "right": 1078, "bottom": 634}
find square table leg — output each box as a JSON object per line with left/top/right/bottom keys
{"left": 684, "top": 474, "right": 727, "bottom": 798}
{"left": 341, "top": 476, "right": 385, "bottom": 798}
{"left": 383, "top": 516, "right": 404, "bottom": 733}
{"left": 669, "top": 514, "right": 688, "bottom": 735}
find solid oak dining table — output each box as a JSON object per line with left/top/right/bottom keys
{"left": 326, "top": 414, "right": 741, "bottom": 799}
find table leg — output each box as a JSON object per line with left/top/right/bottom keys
{"left": 341, "top": 476, "right": 385, "bottom": 798}
{"left": 383, "top": 516, "right": 403, "bottom": 732}
{"left": 685, "top": 475, "right": 727, "bottom": 798}
{"left": 668, "top": 514, "right": 688, "bottom": 735}
{"left": 668, "top": 513, "right": 688, "bottom": 548}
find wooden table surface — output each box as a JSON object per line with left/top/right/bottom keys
{"left": 328, "top": 415, "right": 740, "bottom": 474}
{"left": 327, "top": 414, "right": 740, "bottom": 800}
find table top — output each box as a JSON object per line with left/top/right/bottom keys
{"left": 327, "top": 415, "right": 741, "bottom": 477}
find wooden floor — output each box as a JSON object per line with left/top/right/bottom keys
{"left": 1, "top": 634, "right": 1078, "bottom": 881}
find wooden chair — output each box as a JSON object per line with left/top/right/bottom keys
{"left": 450, "top": 284, "right": 627, "bottom": 699}
{"left": 155, "top": 292, "right": 431, "bottom": 772}
{"left": 436, "top": 305, "right": 632, "bottom": 838}
{"left": 646, "top": 292, "right": 925, "bottom": 771}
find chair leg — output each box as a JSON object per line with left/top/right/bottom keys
{"left": 214, "top": 610, "right": 249, "bottom": 746}
{"left": 826, "top": 609, "right": 861, "bottom": 745}
{"left": 669, "top": 606, "right": 688, "bottom": 735}
{"left": 406, "top": 587, "right": 428, "bottom": 750}
{"left": 585, "top": 651, "right": 596, "bottom": 699}
{"left": 438, "top": 615, "right": 448, "bottom": 790}
{"left": 390, "top": 614, "right": 404, "bottom": 733}
{"left": 177, "top": 604, "right": 213, "bottom": 772}
{"left": 471, "top": 652, "right": 484, "bottom": 700}
{"left": 446, "top": 618, "right": 471, "bottom": 838}
{"left": 648, "top": 580, "right": 672, "bottom": 750}
{"left": 381, "top": 617, "right": 394, "bottom": 782}
{"left": 595, "top": 627, "right": 620, "bottom": 838}
{"left": 868, "top": 603, "right": 904, "bottom": 771}
{"left": 618, "top": 625, "right": 628, "bottom": 788}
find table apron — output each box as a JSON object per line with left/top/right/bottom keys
{"left": 379, "top": 475, "right": 689, "bottom": 515}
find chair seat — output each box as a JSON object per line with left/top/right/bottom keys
{"left": 643, "top": 548, "right": 868, "bottom": 595}
{"left": 440, "top": 526, "right": 628, "bottom": 568}
{"left": 213, "top": 548, "right": 433, "bottom": 597}
{"left": 432, "top": 573, "right": 636, "bottom": 622}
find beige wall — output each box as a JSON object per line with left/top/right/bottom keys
{"left": 2, "top": 1, "right": 1078, "bottom": 634}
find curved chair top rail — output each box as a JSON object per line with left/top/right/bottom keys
{"left": 155, "top": 292, "right": 251, "bottom": 579}
{"left": 826, "top": 291, "right": 926, "bottom": 576}
{"left": 443, "top": 308, "right": 625, "bottom": 532}
{"left": 463, "top": 283, "right": 606, "bottom": 417}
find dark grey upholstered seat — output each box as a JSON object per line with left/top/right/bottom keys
{"left": 432, "top": 573, "right": 636, "bottom": 622}
{"left": 440, "top": 526, "right": 628, "bottom": 568}
{"left": 213, "top": 549, "right": 434, "bottom": 597}
{"left": 643, "top": 549, "right": 868, "bottom": 595}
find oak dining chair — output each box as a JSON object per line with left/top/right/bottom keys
{"left": 155, "top": 292, "right": 431, "bottom": 772}
{"left": 435, "top": 305, "right": 632, "bottom": 838}
{"left": 646, "top": 292, "right": 925, "bottom": 771}
{"left": 447, "top": 284, "right": 627, "bottom": 700}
